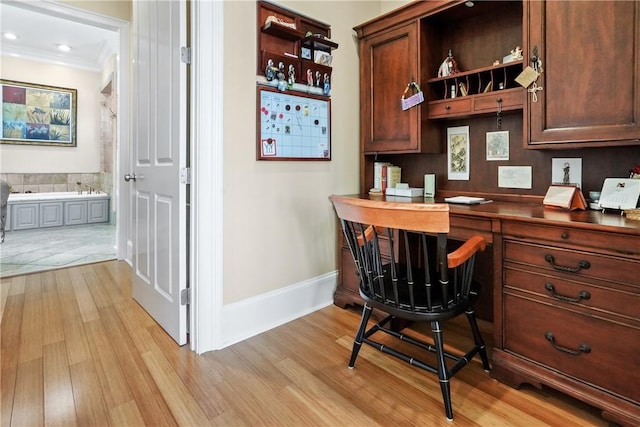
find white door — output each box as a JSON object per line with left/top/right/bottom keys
{"left": 129, "top": 0, "right": 188, "bottom": 345}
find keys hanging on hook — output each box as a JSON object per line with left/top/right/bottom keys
{"left": 496, "top": 98, "right": 503, "bottom": 130}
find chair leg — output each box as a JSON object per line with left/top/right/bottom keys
{"left": 348, "top": 304, "right": 373, "bottom": 368}
{"left": 431, "top": 320, "right": 454, "bottom": 421}
{"left": 466, "top": 309, "right": 491, "bottom": 372}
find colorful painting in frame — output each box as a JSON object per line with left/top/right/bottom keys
{"left": 1, "top": 79, "right": 77, "bottom": 147}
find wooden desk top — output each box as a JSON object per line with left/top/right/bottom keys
{"left": 347, "top": 194, "right": 640, "bottom": 236}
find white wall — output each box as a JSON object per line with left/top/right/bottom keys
{"left": 0, "top": 56, "right": 102, "bottom": 173}
{"left": 221, "top": 1, "right": 382, "bottom": 304}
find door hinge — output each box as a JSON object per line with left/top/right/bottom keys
{"left": 181, "top": 47, "right": 191, "bottom": 64}
{"left": 180, "top": 288, "right": 190, "bottom": 306}
{"left": 180, "top": 167, "right": 191, "bottom": 184}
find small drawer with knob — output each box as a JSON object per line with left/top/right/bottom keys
{"left": 427, "top": 98, "right": 471, "bottom": 118}
{"left": 503, "top": 240, "right": 640, "bottom": 286}
{"left": 502, "top": 221, "right": 640, "bottom": 257}
{"left": 503, "top": 294, "right": 640, "bottom": 402}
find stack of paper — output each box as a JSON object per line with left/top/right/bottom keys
{"left": 444, "top": 196, "right": 486, "bottom": 204}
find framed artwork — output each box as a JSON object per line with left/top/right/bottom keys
{"left": 1, "top": 79, "right": 77, "bottom": 147}
{"left": 447, "top": 126, "right": 469, "bottom": 180}
{"left": 552, "top": 157, "right": 582, "bottom": 188}
{"left": 257, "top": 85, "right": 330, "bottom": 160}
{"left": 486, "top": 130, "right": 509, "bottom": 160}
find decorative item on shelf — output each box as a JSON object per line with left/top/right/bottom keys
{"left": 276, "top": 62, "right": 287, "bottom": 91}
{"left": 516, "top": 46, "right": 544, "bottom": 102}
{"left": 314, "top": 51, "right": 332, "bottom": 66}
{"left": 401, "top": 81, "right": 424, "bottom": 111}
{"left": 323, "top": 73, "right": 331, "bottom": 96}
{"left": 286, "top": 64, "right": 296, "bottom": 90}
{"left": 264, "top": 15, "right": 296, "bottom": 30}
{"left": 437, "top": 49, "right": 459, "bottom": 77}
{"left": 629, "top": 165, "right": 640, "bottom": 179}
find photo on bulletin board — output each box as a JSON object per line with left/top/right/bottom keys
{"left": 447, "top": 126, "right": 469, "bottom": 180}
{"left": 256, "top": 86, "right": 331, "bottom": 161}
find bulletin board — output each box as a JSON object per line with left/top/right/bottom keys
{"left": 257, "top": 86, "right": 331, "bottom": 160}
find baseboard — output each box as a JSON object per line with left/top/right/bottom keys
{"left": 219, "top": 270, "right": 338, "bottom": 349}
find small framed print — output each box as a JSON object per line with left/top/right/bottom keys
{"left": 486, "top": 130, "right": 509, "bottom": 160}
{"left": 447, "top": 126, "right": 469, "bottom": 180}
{"left": 301, "top": 47, "right": 311, "bottom": 60}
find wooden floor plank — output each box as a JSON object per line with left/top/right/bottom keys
{"left": 141, "top": 350, "right": 211, "bottom": 426}
{"left": 68, "top": 266, "right": 99, "bottom": 323}
{"left": 69, "top": 360, "right": 110, "bottom": 427}
{"left": 1, "top": 294, "right": 24, "bottom": 427}
{"left": 55, "top": 268, "right": 91, "bottom": 365}
{"left": 109, "top": 400, "right": 145, "bottom": 427}
{"left": 11, "top": 357, "right": 43, "bottom": 427}
{"left": 18, "top": 274, "right": 43, "bottom": 364}
{"left": 43, "top": 341, "right": 77, "bottom": 427}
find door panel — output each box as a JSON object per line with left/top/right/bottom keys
{"left": 131, "top": 0, "right": 187, "bottom": 345}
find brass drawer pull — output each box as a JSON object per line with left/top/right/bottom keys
{"left": 544, "top": 332, "right": 591, "bottom": 356}
{"left": 544, "top": 283, "right": 591, "bottom": 303}
{"left": 544, "top": 254, "right": 590, "bottom": 273}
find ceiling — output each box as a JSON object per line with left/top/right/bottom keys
{"left": 0, "top": 2, "right": 119, "bottom": 71}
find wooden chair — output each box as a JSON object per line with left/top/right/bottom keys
{"left": 330, "top": 195, "right": 491, "bottom": 421}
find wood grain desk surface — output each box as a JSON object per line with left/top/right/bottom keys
{"left": 346, "top": 194, "right": 640, "bottom": 236}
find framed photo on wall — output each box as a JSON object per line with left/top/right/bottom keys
{"left": 1, "top": 79, "right": 77, "bottom": 147}
{"left": 447, "top": 126, "right": 469, "bottom": 180}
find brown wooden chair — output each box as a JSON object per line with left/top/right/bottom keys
{"left": 330, "top": 195, "right": 491, "bottom": 421}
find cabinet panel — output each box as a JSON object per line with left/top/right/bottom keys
{"left": 525, "top": 1, "right": 640, "bottom": 148}
{"left": 39, "top": 202, "right": 63, "bottom": 228}
{"left": 12, "top": 203, "right": 38, "bottom": 230}
{"left": 504, "top": 294, "right": 639, "bottom": 402}
{"left": 64, "top": 201, "right": 87, "bottom": 225}
{"left": 360, "top": 22, "right": 425, "bottom": 154}
{"left": 88, "top": 200, "right": 109, "bottom": 223}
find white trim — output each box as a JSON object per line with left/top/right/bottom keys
{"left": 220, "top": 272, "right": 338, "bottom": 349}
{"left": 190, "top": 0, "right": 224, "bottom": 354}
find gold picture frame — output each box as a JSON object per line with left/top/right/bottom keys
{"left": 1, "top": 79, "right": 77, "bottom": 147}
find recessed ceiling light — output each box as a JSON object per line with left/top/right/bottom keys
{"left": 4, "top": 33, "right": 18, "bottom": 40}
{"left": 57, "top": 44, "right": 72, "bottom": 52}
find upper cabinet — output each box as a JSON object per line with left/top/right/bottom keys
{"left": 358, "top": 21, "right": 435, "bottom": 154}
{"left": 524, "top": 1, "right": 640, "bottom": 149}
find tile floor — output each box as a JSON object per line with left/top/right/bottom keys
{"left": 0, "top": 223, "right": 116, "bottom": 278}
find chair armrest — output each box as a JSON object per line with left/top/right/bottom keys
{"left": 448, "top": 235, "right": 486, "bottom": 268}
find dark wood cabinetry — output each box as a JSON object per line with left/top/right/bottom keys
{"left": 340, "top": 1, "right": 640, "bottom": 424}
{"left": 524, "top": 1, "right": 640, "bottom": 148}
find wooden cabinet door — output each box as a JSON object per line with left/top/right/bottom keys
{"left": 524, "top": 1, "right": 640, "bottom": 148}
{"left": 360, "top": 22, "right": 425, "bottom": 154}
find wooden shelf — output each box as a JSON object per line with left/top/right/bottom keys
{"left": 301, "top": 35, "right": 339, "bottom": 52}
{"left": 261, "top": 21, "right": 305, "bottom": 40}
{"left": 427, "top": 60, "right": 524, "bottom": 84}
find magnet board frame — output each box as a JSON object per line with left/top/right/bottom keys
{"left": 257, "top": 86, "right": 331, "bottom": 160}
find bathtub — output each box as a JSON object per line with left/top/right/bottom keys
{"left": 6, "top": 191, "right": 110, "bottom": 231}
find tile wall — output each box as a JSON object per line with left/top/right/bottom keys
{"left": 0, "top": 172, "right": 112, "bottom": 194}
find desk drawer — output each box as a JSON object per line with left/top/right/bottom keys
{"left": 504, "top": 240, "right": 640, "bottom": 287}
{"left": 504, "top": 294, "right": 640, "bottom": 402}
{"left": 502, "top": 221, "right": 640, "bottom": 256}
{"left": 428, "top": 98, "right": 472, "bottom": 118}
{"left": 504, "top": 267, "right": 640, "bottom": 320}
{"left": 450, "top": 214, "right": 493, "bottom": 244}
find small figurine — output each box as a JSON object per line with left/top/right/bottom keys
{"left": 438, "top": 49, "right": 458, "bottom": 77}
{"left": 323, "top": 73, "right": 331, "bottom": 96}
{"left": 511, "top": 46, "right": 523, "bottom": 60}
{"left": 265, "top": 59, "right": 276, "bottom": 81}
{"left": 287, "top": 64, "right": 296, "bottom": 89}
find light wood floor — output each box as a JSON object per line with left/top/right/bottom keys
{"left": 1, "top": 261, "right": 612, "bottom": 426}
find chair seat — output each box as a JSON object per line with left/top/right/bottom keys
{"left": 359, "top": 263, "right": 479, "bottom": 322}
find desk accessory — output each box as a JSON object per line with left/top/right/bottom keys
{"left": 598, "top": 178, "right": 640, "bottom": 211}
{"left": 386, "top": 183, "right": 423, "bottom": 197}
{"left": 543, "top": 185, "right": 587, "bottom": 210}
{"left": 444, "top": 196, "right": 487, "bottom": 205}
{"left": 424, "top": 174, "right": 436, "bottom": 198}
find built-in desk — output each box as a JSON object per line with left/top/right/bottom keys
{"left": 334, "top": 195, "right": 640, "bottom": 427}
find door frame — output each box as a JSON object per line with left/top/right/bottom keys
{"left": 190, "top": 0, "right": 224, "bottom": 353}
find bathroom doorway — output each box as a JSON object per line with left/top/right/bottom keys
{"left": 0, "top": 2, "right": 129, "bottom": 277}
